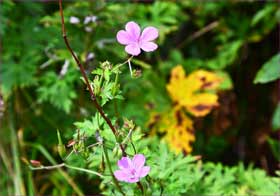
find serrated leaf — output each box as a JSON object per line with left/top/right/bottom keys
{"left": 92, "top": 69, "right": 103, "bottom": 76}
{"left": 37, "top": 67, "right": 78, "bottom": 113}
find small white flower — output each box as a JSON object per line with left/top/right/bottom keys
{"left": 69, "top": 16, "right": 80, "bottom": 24}
{"left": 60, "top": 60, "right": 70, "bottom": 76}
{"left": 84, "top": 15, "right": 97, "bottom": 24}
{"left": 86, "top": 52, "right": 95, "bottom": 61}
{"left": 85, "top": 26, "right": 93, "bottom": 32}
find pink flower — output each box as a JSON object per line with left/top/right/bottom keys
{"left": 114, "top": 154, "right": 150, "bottom": 183}
{"left": 116, "top": 21, "right": 159, "bottom": 56}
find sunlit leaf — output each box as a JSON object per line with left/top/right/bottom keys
{"left": 254, "top": 54, "right": 280, "bottom": 84}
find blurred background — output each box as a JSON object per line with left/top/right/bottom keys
{"left": 0, "top": 0, "right": 279, "bottom": 195}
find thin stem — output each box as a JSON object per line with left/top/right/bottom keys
{"left": 26, "top": 143, "right": 83, "bottom": 196}
{"left": 121, "top": 129, "right": 137, "bottom": 154}
{"left": 119, "top": 55, "right": 133, "bottom": 67}
{"left": 58, "top": 0, "right": 126, "bottom": 156}
{"left": 29, "top": 163, "right": 65, "bottom": 170}
{"left": 128, "top": 59, "right": 133, "bottom": 76}
{"left": 65, "top": 164, "right": 105, "bottom": 178}
{"left": 87, "top": 142, "right": 101, "bottom": 149}
{"left": 177, "top": 21, "right": 219, "bottom": 49}
{"left": 29, "top": 163, "right": 105, "bottom": 178}
{"left": 121, "top": 128, "right": 133, "bottom": 144}
{"left": 131, "top": 142, "right": 137, "bottom": 154}
{"left": 102, "top": 144, "right": 125, "bottom": 196}
{"left": 9, "top": 97, "right": 26, "bottom": 196}
{"left": 137, "top": 181, "right": 145, "bottom": 196}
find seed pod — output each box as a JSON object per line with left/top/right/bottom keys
{"left": 57, "top": 130, "right": 66, "bottom": 159}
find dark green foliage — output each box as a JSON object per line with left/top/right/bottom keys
{"left": 0, "top": 1, "right": 279, "bottom": 195}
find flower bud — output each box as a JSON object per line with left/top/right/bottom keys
{"left": 30, "top": 160, "right": 41, "bottom": 167}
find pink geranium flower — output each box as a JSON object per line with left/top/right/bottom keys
{"left": 114, "top": 154, "right": 150, "bottom": 183}
{"left": 116, "top": 21, "right": 159, "bottom": 56}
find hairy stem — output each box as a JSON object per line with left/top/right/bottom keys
{"left": 58, "top": 0, "right": 126, "bottom": 156}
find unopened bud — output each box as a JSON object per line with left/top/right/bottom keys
{"left": 193, "top": 155, "right": 202, "bottom": 161}
{"left": 30, "top": 160, "right": 41, "bottom": 167}
{"left": 132, "top": 69, "right": 142, "bottom": 78}
{"left": 67, "top": 139, "right": 76, "bottom": 147}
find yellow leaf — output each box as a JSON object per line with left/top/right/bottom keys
{"left": 185, "top": 93, "right": 219, "bottom": 117}
{"left": 166, "top": 65, "right": 222, "bottom": 117}
{"left": 187, "top": 69, "right": 222, "bottom": 90}
{"left": 165, "top": 108, "right": 195, "bottom": 154}
{"left": 148, "top": 108, "right": 195, "bottom": 154}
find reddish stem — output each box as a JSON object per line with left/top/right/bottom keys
{"left": 58, "top": 0, "right": 126, "bottom": 156}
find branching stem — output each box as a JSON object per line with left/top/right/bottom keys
{"left": 102, "top": 144, "right": 125, "bottom": 196}
{"left": 58, "top": 0, "right": 126, "bottom": 156}
{"left": 29, "top": 163, "right": 105, "bottom": 178}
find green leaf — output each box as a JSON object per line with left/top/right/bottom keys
{"left": 251, "top": 4, "right": 275, "bottom": 26}
{"left": 216, "top": 71, "right": 233, "bottom": 90}
{"left": 206, "top": 40, "right": 243, "bottom": 70}
{"left": 267, "top": 138, "right": 280, "bottom": 161}
{"left": 254, "top": 54, "right": 280, "bottom": 84}
{"left": 272, "top": 103, "right": 280, "bottom": 131}
{"left": 37, "top": 67, "right": 78, "bottom": 113}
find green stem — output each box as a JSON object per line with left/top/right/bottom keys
{"left": 29, "top": 163, "right": 104, "bottom": 178}
{"left": 26, "top": 143, "right": 84, "bottom": 196}
{"left": 65, "top": 164, "right": 104, "bottom": 178}
{"left": 9, "top": 96, "right": 26, "bottom": 196}
{"left": 102, "top": 144, "right": 125, "bottom": 196}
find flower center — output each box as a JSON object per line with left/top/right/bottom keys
{"left": 130, "top": 168, "right": 136, "bottom": 176}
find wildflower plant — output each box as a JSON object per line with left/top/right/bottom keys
{"left": 28, "top": 1, "right": 158, "bottom": 195}
{"left": 24, "top": 1, "right": 280, "bottom": 196}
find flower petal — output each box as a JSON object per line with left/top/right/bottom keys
{"left": 117, "top": 30, "right": 133, "bottom": 45}
{"left": 140, "top": 42, "right": 158, "bottom": 52}
{"left": 125, "top": 21, "right": 141, "bottom": 42}
{"left": 132, "top": 154, "right": 146, "bottom": 169}
{"left": 140, "top": 27, "right": 158, "bottom": 42}
{"left": 125, "top": 44, "right": 141, "bottom": 56}
{"left": 126, "top": 177, "right": 140, "bottom": 183}
{"left": 114, "top": 170, "right": 129, "bottom": 181}
{"left": 138, "top": 166, "right": 150, "bottom": 178}
{"left": 118, "top": 157, "right": 132, "bottom": 170}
